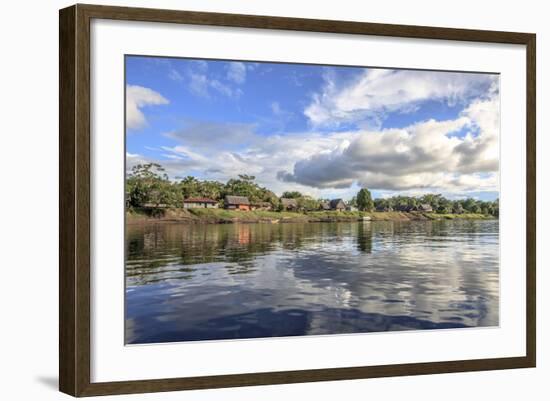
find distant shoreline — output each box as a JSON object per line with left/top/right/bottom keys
{"left": 126, "top": 207, "right": 495, "bottom": 225}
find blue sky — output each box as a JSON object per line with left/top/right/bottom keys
{"left": 126, "top": 55, "right": 499, "bottom": 201}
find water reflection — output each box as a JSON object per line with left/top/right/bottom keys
{"left": 125, "top": 220, "right": 499, "bottom": 344}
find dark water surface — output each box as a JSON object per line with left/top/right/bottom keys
{"left": 125, "top": 220, "right": 499, "bottom": 344}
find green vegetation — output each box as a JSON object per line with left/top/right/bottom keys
{"left": 357, "top": 188, "right": 374, "bottom": 211}
{"left": 126, "top": 163, "right": 499, "bottom": 221}
{"left": 126, "top": 164, "right": 279, "bottom": 209}
{"left": 127, "top": 208, "right": 493, "bottom": 225}
{"left": 281, "top": 191, "right": 302, "bottom": 199}
{"left": 374, "top": 193, "right": 499, "bottom": 217}
{"left": 424, "top": 213, "right": 494, "bottom": 220}
{"left": 188, "top": 208, "right": 308, "bottom": 221}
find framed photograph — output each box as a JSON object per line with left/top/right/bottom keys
{"left": 59, "top": 4, "right": 536, "bottom": 397}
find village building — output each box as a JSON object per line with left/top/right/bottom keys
{"left": 319, "top": 201, "right": 331, "bottom": 211}
{"left": 395, "top": 204, "right": 414, "bottom": 212}
{"left": 329, "top": 199, "right": 346, "bottom": 211}
{"left": 280, "top": 198, "right": 298, "bottom": 211}
{"left": 141, "top": 190, "right": 169, "bottom": 208}
{"left": 376, "top": 205, "right": 394, "bottom": 212}
{"left": 224, "top": 195, "right": 251, "bottom": 211}
{"left": 418, "top": 204, "right": 433, "bottom": 212}
{"left": 250, "top": 201, "right": 272, "bottom": 211}
{"left": 142, "top": 203, "right": 169, "bottom": 208}
{"left": 183, "top": 197, "right": 218, "bottom": 209}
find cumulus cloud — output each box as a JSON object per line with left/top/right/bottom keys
{"left": 168, "top": 68, "right": 184, "bottom": 82}
{"left": 305, "top": 68, "right": 497, "bottom": 128}
{"left": 131, "top": 123, "right": 355, "bottom": 197}
{"left": 166, "top": 60, "right": 244, "bottom": 99}
{"left": 187, "top": 72, "right": 241, "bottom": 98}
{"left": 280, "top": 92, "right": 500, "bottom": 193}
{"left": 126, "top": 85, "right": 169, "bottom": 130}
{"left": 227, "top": 62, "right": 247, "bottom": 84}
{"left": 164, "top": 121, "right": 258, "bottom": 150}
{"left": 454, "top": 93, "right": 500, "bottom": 173}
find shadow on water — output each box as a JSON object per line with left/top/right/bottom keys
{"left": 127, "top": 307, "right": 468, "bottom": 344}
{"left": 125, "top": 220, "right": 499, "bottom": 344}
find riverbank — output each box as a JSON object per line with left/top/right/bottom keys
{"left": 126, "top": 207, "right": 494, "bottom": 225}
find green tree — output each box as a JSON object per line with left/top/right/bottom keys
{"left": 356, "top": 188, "right": 374, "bottom": 211}
{"left": 436, "top": 199, "right": 452, "bottom": 214}
{"left": 126, "top": 163, "right": 176, "bottom": 207}
{"left": 461, "top": 198, "right": 478, "bottom": 213}
{"left": 281, "top": 191, "right": 302, "bottom": 199}
{"left": 374, "top": 198, "right": 388, "bottom": 210}
{"left": 297, "top": 196, "right": 320, "bottom": 211}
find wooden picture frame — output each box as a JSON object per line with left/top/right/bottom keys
{"left": 59, "top": 3, "right": 536, "bottom": 397}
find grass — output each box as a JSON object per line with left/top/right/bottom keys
{"left": 188, "top": 208, "right": 308, "bottom": 221}
{"left": 424, "top": 212, "right": 494, "bottom": 220}
{"left": 305, "top": 210, "right": 410, "bottom": 220}
{"left": 127, "top": 207, "right": 496, "bottom": 224}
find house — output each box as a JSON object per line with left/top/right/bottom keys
{"left": 280, "top": 198, "right": 298, "bottom": 211}
{"left": 329, "top": 199, "right": 346, "bottom": 211}
{"left": 183, "top": 197, "right": 218, "bottom": 209}
{"left": 251, "top": 201, "right": 272, "bottom": 211}
{"left": 319, "top": 201, "right": 331, "bottom": 211}
{"left": 395, "top": 204, "right": 413, "bottom": 212}
{"left": 346, "top": 205, "right": 358, "bottom": 212}
{"left": 142, "top": 203, "right": 169, "bottom": 208}
{"left": 418, "top": 204, "right": 433, "bottom": 212}
{"left": 376, "top": 205, "right": 393, "bottom": 212}
{"left": 224, "top": 195, "right": 251, "bottom": 211}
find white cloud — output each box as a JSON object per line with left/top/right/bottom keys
{"left": 188, "top": 71, "right": 241, "bottom": 99}
{"left": 271, "top": 101, "right": 282, "bottom": 115}
{"left": 126, "top": 85, "right": 169, "bottom": 130}
{"left": 187, "top": 72, "right": 209, "bottom": 97}
{"left": 164, "top": 121, "right": 258, "bottom": 150}
{"left": 168, "top": 60, "right": 246, "bottom": 98}
{"left": 305, "top": 68, "right": 497, "bottom": 128}
{"left": 280, "top": 92, "right": 500, "bottom": 194}
{"left": 168, "top": 68, "right": 183, "bottom": 82}
{"left": 270, "top": 101, "right": 294, "bottom": 123}
{"left": 130, "top": 120, "right": 354, "bottom": 197}
{"left": 227, "top": 62, "right": 246, "bottom": 84}
{"left": 455, "top": 93, "right": 500, "bottom": 173}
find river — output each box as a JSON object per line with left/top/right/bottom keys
{"left": 125, "top": 219, "right": 499, "bottom": 344}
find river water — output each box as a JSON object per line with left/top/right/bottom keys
{"left": 125, "top": 219, "right": 499, "bottom": 344}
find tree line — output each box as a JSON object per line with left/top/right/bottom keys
{"left": 372, "top": 193, "right": 499, "bottom": 216}
{"left": 126, "top": 163, "right": 279, "bottom": 208}
{"left": 126, "top": 163, "right": 499, "bottom": 216}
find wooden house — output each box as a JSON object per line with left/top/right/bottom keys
{"left": 142, "top": 203, "right": 169, "bottom": 208}
{"left": 329, "top": 199, "right": 346, "bottom": 211}
{"left": 395, "top": 204, "right": 413, "bottom": 212}
{"left": 418, "top": 203, "right": 433, "bottom": 212}
{"left": 183, "top": 197, "right": 218, "bottom": 209}
{"left": 251, "top": 201, "right": 272, "bottom": 211}
{"left": 224, "top": 195, "right": 251, "bottom": 211}
{"left": 280, "top": 198, "right": 298, "bottom": 211}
